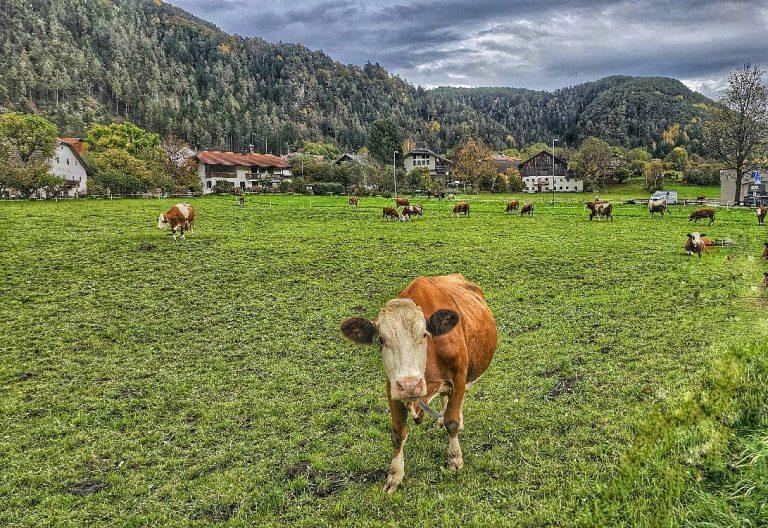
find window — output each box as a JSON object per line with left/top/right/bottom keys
{"left": 55, "top": 157, "right": 60, "bottom": 163}
{"left": 207, "top": 181, "right": 211, "bottom": 189}
{"left": 66, "top": 159, "right": 70, "bottom": 165}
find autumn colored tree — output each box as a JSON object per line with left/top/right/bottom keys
{"left": 571, "top": 136, "right": 613, "bottom": 190}
{"left": 452, "top": 138, "right": 497, "bottom": 190}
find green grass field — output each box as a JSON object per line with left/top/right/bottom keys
{"left": 1, "top": 192, "right": 766, "bottom": 527}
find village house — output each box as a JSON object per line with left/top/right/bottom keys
{"left": 720, "top": 169, "right": 768, "bottom": 205}
{"left": 333, "top": 153, "right": 367, "bottom": 166}
{"left": 403, "top": 147, "right": 452, "bottom": 181}
{"left": 50, "top": 137, "right": 89, "bottom": 196}
{"left": 197, "top": 150, "right": 292, "bottom": 194}
{"left": 518, "top": 150, "right": 583, "bottom": 193}
{"left": 492, "top": 154, "right": 521, "bottom": 173}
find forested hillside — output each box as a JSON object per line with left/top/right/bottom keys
{"left": 0, "top": 0, "right": 716, "bottom": 155}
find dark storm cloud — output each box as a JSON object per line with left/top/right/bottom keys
{"left": 171, "top": 0, "right": 768, "bottom": 95}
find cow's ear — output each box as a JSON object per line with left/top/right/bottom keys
{"left": 700, "top": 233, "right": 707, "bottom": 237}
{"left": 340, "top": 317, "right": 377, "bottom": 345}
{"left": 686, "top": 233, "right": 692, "bottom": 238}
{"left": 426, "top": 309, "right": 460, "bottom": 337}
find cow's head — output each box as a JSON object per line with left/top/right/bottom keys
{"left": 341, "top": 299, "right": 459, "bottom": 402}
{"left": 157, "top": 213, "right": 169, "bottom": 230}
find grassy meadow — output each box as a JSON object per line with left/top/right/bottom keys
{"left": 1, "top": 190, "right": 767, "bottom": 527}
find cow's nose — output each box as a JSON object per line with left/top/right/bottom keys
{"left": 395, "top": 377, "right": 426, "bottom": 399}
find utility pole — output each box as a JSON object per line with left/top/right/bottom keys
{"left": 393, "top": 150, "right": 399, "bottom": 196}
{"left": 551, "top": 138, "right": 558, "bottom": 205}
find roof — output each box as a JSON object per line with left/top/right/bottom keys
{"left": 58, "top": 137, "right": 85, "bottom": 154}
{"left": 405, "top": 147, "right": 451, "bottom": 164}
{"left": 334, "top": 153, "right": 367, "bottom": 165}
{"left": 519, "top": 150, "right": 569, "bottom": 168}
{"left": 492, "top": 154, "right": 521, "bottom": 172}
{"left": 196, "top": 150, "right": 291, "bottom": 169}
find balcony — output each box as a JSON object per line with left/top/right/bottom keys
{"left": 207, "top": 171, "right": 237, "bottom": 179}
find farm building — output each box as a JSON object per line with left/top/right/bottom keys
{"left": 197, "top": 150, "right": 292, "bottom": 194}
{"left": 403, "top": 147, "right": 452, "bottom": 181}
{"left": 518, "top": 150, "right": 583, "bottom": 193}
{"left": 50, "top": 137, "right": 89, "bottom": 197}
{"left": 333, "top": 153, "right": 367, "bottom": 165}
{"left": 720, "top": 169, "right": 768, "bottom": 205}
{"left": 492, "top": 154, "right": 521, "bottom": 173}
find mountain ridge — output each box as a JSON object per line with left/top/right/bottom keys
{"left": 0, "top": 0, "right": 714, "bottom": 155}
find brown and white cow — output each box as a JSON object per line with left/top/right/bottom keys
{"left": 505, "top": 200, "right": 519, "bottom": 213}
{"left": 349, "top": 196, "right": 359, "bottom": 208}
{"left": 756, "top": 206, "right": 767, "bottom": 226}
{"left": 685, "top": 232, "right": 714, "bottom": 257}
{"left": 586, "top": 200, "right": 613, "bottom": 221}
{"left": 340, "top": 274, "right": 497, "bottom": 493}
{"left": 157, "top": 203, "right": 195, "bottom": 239}
{"left": 648, "top": 199, "right": 668, "bottom": 218}
{"left": 383, "top": 206, "right": 401, "bottom": 221}
{"left": 238, "top": 196, "right": 245, "bottom": 206}
{"left": 763, "top": 272, "right": 768, "bottom": 289}
{"left": 763, "top": 242, "right": 768, "bottom": 260}
{"left": 402, "top": 205, "right": 423, "bottom": 220}
{"left": 519, "top": 202, "right": 534, "bottom": 216}
{"left": 689, "top": 208, "right": 715, "bottom": 226}
{"left": 452, "top": 201, "right": 469, "bottom": 217}
{"left": 395, "top": 197, "right": 410, "bottom": 208}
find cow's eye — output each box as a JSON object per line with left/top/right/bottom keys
{"left": 378, "top": 336, "right": 386, "bottom": 346}
{"left": 423, "top": 333, "right": 429, "bottom": 339}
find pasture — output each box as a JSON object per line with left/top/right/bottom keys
{"left": 1, "top": 193, "right": 767, "bottom": 527}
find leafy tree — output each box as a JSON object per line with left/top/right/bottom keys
{"left": 627, "top": 147, "right": 651, "bottom": 162}
{"left": 665, "top": 146, "right": 689, "bottom": 171}
{"left": 0, "top": 112, "right": 59, "bottom": 197}
{"left": 571, "top": 136, "right": 613, "bottom": 190}
{"left": 367, "top": 119, "right": 402, "bottom": 165}
{"left": 612, "top": 167, "right": 631, "bottom": 183}
{"left": 452, "top": 138, "right": 497, "bottom": 189}
{"left": 704, "top": 64, "right": 768, "bottom": 204}
{"left": 643, "top": 159, "right": 665, "bottom": 191}
{"left": 211, "top": 180, "right": 234, "bottom": 195}
{"left": 300, "top": 141, "right": 341, "bottom": 160}
{"left": 86, "top": 148, "right": 168, "bottom": 195}
{"left": 0, "top": 111, "right": 58, "bottom": 163}
{"left": 502, "top": 167, "right": 523, "bottom": 192}
{"left": 85, "top": 122, "right": 162, "bottom": 161}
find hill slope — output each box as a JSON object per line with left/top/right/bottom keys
{"left": 0, "top": 0, "right": 714, "bottom": 154}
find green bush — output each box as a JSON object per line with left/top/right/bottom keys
{"left": 212, "top": 180, "right": 234, "bottom": 195}
{"left": 311, "top": 182, "right": 344, "bottom": 195}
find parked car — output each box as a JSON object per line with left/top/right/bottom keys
{"left": 650, "top": 190, "right": 678, "bottom": 204}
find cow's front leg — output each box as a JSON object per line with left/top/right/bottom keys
{"left": 385, "top": 397, "right": 408, "bottom": 493}
{"left": 443, "top": 376, "right": 466, "bottom": 470}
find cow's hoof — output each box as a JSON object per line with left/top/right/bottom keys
{"left": 384, "top": 471, "right": 403, "bottom": 494}
{"left": 447, "top": 456, "right": 464, "bottom": 471}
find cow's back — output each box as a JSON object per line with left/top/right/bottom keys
{"left": 399, "top": 274, "right": 497, "bottom": 383}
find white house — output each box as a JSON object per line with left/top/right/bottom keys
{"left": 50, "top": 138, "right": 89, "bottom": 196}
{"left": 403, "top": 147, "right": 451, "bottom": 180}
{"left": 518, "top": 150, "right": 583, "bottom": 193}
{"left": 197, "top": 150, "right": 293, "bottom": 194}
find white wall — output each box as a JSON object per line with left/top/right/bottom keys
{"left": 523, "top": 175, "right": 583, "bottom": 193}
{"left": 50, "top": 143, "right": 87, "bottom": 196}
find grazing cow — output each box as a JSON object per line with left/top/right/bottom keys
{"left": 448, "top": 193, "right": 456, "bottom": 200}
{"left": 383, "top": 206, "right": 402, "bottom": 221}
{"left": 763, "top": 242, "right": 768, "bottom": 260}
{"left": 402, "top": 205, "right": 423, "bottom": 220}
{"left": 340, "top": 274, "right": 497, "bottom": 492}
{"left": 505, "top": 200, "right": 519, "bottom": 213}
{"left": 520, "top": 202, "right": 534, "bottom": 216}
{"left": 763, "top": 272, "right": 768, "bottom": 289}
{"left": 586, "top": 201, "right": 613, "bottom": 221}
{"left": 349, "top": 196, "right": 359, "bottom": 208}
{"left": 395, "top": 197, "right": 410, "bottom": 208}
{"left": 648, "top": 199, "right": 668, "bottom": 218}
{"left": 756, "top": 206, "right": 767, "bottom": 226}
{"left": 689, "top": 208, "right": 715, "bottom": 226}
{"left": 238, "top": 196, "right": 245, "bottom": 206}
{"left": 157, "top": 203, "right": 195, "bottom": 239}
{"left": 685, "top": 232, "right": 714, "bottom": 257}
{"left": 452, "top": 201, "right": 470, "bottom": 217}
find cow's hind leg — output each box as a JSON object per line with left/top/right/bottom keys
{"left": 385, "top": 399, "right": 408, "bottom": 493}
{"left": 443, "top": 376, "right": 466, "bottom": 470}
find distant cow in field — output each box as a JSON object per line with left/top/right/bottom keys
{"left": 520, "top": 202, "right": 534, "bottom": 216}
{"left": 648, "top": 199, "right": 668, "bottom": 218}
{"left": 685, "top": 232, "right": 714, "bottom": 257}
{"left": 448, "top": 193, "right": 456, "bottom": 200}
{"left": 763, "top": 242, "right": 768, "bottom": 260}
{"left": 340, "top": 274, "right": 497, "bottom": 493}
{"left": 395, "top": 197, "right": 410, "bottom": 208}
{"left": 452, "top": 201, "right": 469, "bottom": 217}
{"left": 157, "top": 203, "right": 195, "bottom": 240}
{"left": 505, "top": 200, "right": 519, "bottom": 213}
{"left": 238, "top": 196, "right": 245, "bottom": 206}
{"left": 763, "top": 272, "right": 768, "bottom": 288}
{"left": 349, "top": 196, "right": 359, "bottom": 208}
{"left": 756, "top": 206, "right": 767, "bottom": 226}
{"left": 402, "top": 205, "right": 423, "bottom": 220}
{"left": 383, "top": 206, "right": 401, "bottom": 221}
{"left": 689, "top": 208, "right": 715, "bottom": 226}
{"left": 586, "top": 200, "right": 613, "bottom": 221}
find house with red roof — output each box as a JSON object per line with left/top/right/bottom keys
{"left": 196, "top": 150, "right": 292, "bottom": 194}
{"left": 50, "top": 138, "right": 89, "bottom": 196}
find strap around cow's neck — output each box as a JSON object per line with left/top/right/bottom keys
{"left": 418, "top": 400, "right": 443, "bottom": 420}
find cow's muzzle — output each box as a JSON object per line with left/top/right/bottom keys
{"left": 394, "top": 377, "right": 427, "bottom": 401}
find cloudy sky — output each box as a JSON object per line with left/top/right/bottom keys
{"left": 171, "top": 0, "right": 768, "bottom": 97}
